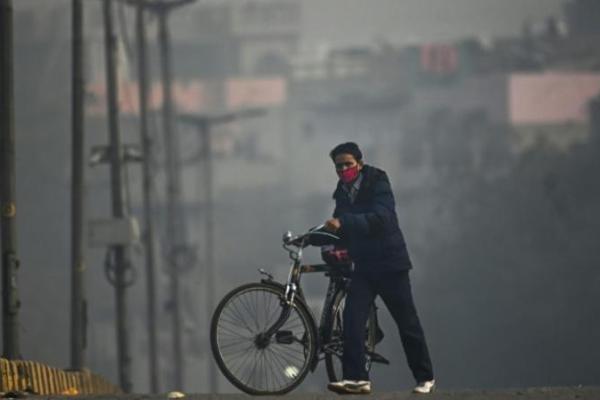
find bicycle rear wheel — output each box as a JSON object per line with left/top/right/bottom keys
{"left": 210, "top": 282, "right": 317, "bottom": 395}
{"left": 324, "top": 289, "right": 377, "bottom": 382}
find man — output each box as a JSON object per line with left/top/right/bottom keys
{"left": 324, "top": 142, "right": 435, "bottom": 395}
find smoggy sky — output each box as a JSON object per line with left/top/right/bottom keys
{"left": 301, "top": 0, "right": 566, "bottom": 50}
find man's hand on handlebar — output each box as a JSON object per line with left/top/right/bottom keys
{"left": 324, "top": 218, "right": 341, "bottom": 233}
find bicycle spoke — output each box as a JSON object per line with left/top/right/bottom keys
{"left": 251, "top": 290, "right": 266, "bottom": 331}
{"left": 217, "top": 323, "right": 253, "bottom": 339}
{"left": 269, "top": 345, "right": 292, "bottom": 390}
{"left": 260, "top": 349, "right": 271, "bottom": 391}
{"left": 264, "top": 356, "right": 278, "bottom": 392}
{"left": 265, "top": 295, "right": 281, "bottom": 328}
{"left": 272, "top": 344, "right": 306, "bottom": 365}
{"left": 246, "top": 349, "right": 260, "bottom": 388}
{"left": 245, "top": 290, "right": 261, "bottom": 332}
{"left": 227, "top": 353, "right": 250, "bottom": 382}
{"left": 219, "top": 340, "right": 252, "bottom": 353}
{"left": 220, "top": 305, "right": 248, "bottom": 328}
{"left": 257, "top": 349, "right": 269, "bottom": 382}
{"left": 219, "top": 336, "right": 250, "bottom": 346}
{"left": 263, "top": 291, "right": 280, "bottom": 331}
{"left": 237, "top": 294, "right": 261, "bottom": 332}
{"left": 267, "top": 345, "right": 289, "bottom": 372}
{"left": 260, "top": 350, "right": 267, "bottom": 389}
{"left": 247, "top": 349, "right": 258, "bottom": 388}
{"left": 236, "top": 295, "right": 259, "bottom": 332}
{"left": 227, "top": 298, "right": 256, "bottom": 334}
{"left": 221, "top": 345, "right": 254, "bottom": 366}
{"left": 256, "top": 289, "right": 269, "bottom": 332}
{"left": 273, "top": 354, "right": 289, "bottom": 388}
{"left": 225, "top": 298, "right": 251, "bottom": 328}
{"left": 222, "top": 341, "right": 256, "bottom": 363}
{"left": 232, "top": 344, "right": 257, "bottom": 381}
{"left": 218, "top": 315, "right": 253, "bottom": 331}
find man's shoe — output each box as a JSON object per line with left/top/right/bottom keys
{"left": 327, "top": 380, "right": 372, "bottom": 394}
{"left": 413, "top": 379, "right": 435, "bottom": 394}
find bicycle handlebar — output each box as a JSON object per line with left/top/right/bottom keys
{"left": 282, "top": 225, "right": 341, "bottom": 248}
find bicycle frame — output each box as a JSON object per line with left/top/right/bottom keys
{"left": 259, "top": 269, "right": 348, "bottom": 367}
{"left": 257, "top": 227, "right": 355, "bottom": 367}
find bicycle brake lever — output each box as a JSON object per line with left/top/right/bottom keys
{"left": 258, "top": 268, "right": 274, "bottom": 281}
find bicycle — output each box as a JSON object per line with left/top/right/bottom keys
{"left": 210, "top": 225, "right": 389, "bottom": 395}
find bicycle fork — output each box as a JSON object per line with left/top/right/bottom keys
{"left": 255, "top": 272, "right": 300, "bottom": 348}
{"left": 254, "top": 304, "right": 292, "bottom": 349}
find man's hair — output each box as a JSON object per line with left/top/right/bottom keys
{"left": 329, "top": 142, "right": 363, "bottom": 162}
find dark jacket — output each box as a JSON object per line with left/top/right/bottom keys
{"left": 333, "top": 164, "right": 412, "bottom": 273}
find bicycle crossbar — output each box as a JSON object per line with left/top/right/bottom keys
{"left": 300, "top": 264, "right": 350, "bottom": 274}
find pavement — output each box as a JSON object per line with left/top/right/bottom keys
{"left": 29, "top": 386, "right": 600, "bottom": 400}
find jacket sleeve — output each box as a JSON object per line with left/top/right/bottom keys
{"left": 337, "top": 175, "right": 395, "bottom": 237}
{"left": 333, "top": 204, "right": 341, "bottom": 218}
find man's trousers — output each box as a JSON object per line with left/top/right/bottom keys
{"left": 342, "top": 269, "right": 434, "bottom": 382}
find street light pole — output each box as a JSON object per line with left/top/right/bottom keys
{"left": 124, "top": 0, "right": 195, "bottom": 390}
{"left": 0, "top": 0, "right": 21, "bottom": 361}
{"left": 70, "top": 0, "right": 87, "bottom": 371}
{"left": 199, "top": 121, "right": 216, "bottom": 392}
{"left": 147, "top": 1, "right": 194, "bottom": 390}
{"left": 179, "top": 109, "right": 266, "bottom": 393}
{"left": 134, "top": 2, "right": 160, "bottom": 392}
{"left": 591, "top": 95, "right": 600, "bottom": 143}
{"left": 158, "top": 7, "right": 184, "bottom": 391}
{"left": 103, "top": 0, "right": 133, "bottom": 392}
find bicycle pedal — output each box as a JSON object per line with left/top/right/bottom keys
{"left": 275, "top": 330, "right": 295, "bottom": 344}
{"left": 368, "top": 352, "right": 390, "bottom": 365}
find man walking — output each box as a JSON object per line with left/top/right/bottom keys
{"left": 324, "top": 142, "right": 435, "bottom": 394}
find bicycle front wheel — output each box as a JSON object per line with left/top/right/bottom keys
{"left": 210, "top": 282, "right": 317, "bottom": 395}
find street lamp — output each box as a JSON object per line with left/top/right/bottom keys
{"left": 178, "top": 108, "right": 267, "bottom": 393}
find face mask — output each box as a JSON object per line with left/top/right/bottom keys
{"left": 338, "top": 165, "right": 360, "bottom": 183}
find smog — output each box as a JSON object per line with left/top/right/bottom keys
{"left": 2, "top": 0, "right": 599, "bottom": 394}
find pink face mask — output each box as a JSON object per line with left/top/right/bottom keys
{"left": 338, "top": 165, "right": 360, "bottom": 183}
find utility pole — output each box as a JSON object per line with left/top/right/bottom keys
{"left": 103, "top": 0, "right": 133, "bottom": 392}
{"left": 70, "top": 0, "right": 87, "bottom": 371}
{"left": 142, "top": 0, "right": 195, "bottom": 390}
{"left": 179, "top": 109, "right": 266, "bottom": 393}
{"left": 199, "top": 121, "right": 215, "bottom": 393}
{"left": 159, "top": 6, "right": 183, "bottom": 390}
{"left": 134, "top": 1, "right": 160, "bottom": 392}
{"left": 590, "top": 95, "right": 600, "bottom": 143}
{"left": 0, "top": 0, "right": 21, "bottom": 361}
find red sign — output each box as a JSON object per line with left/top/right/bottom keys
{"left": 420, "top": 44, "right": 459, "bottom": 75}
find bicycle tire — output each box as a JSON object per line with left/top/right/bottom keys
{"left": 324, "top": 289, "right": 377, "bottom": 382}
{"left": 210, "top": 282, "right": 317, "bottom": 395}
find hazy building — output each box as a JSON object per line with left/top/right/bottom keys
{"left": 168, "top": 0, "right": 301, "bottom": 78}
{"left": 564, "top": 0, "right": 600, "bottom": 36}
